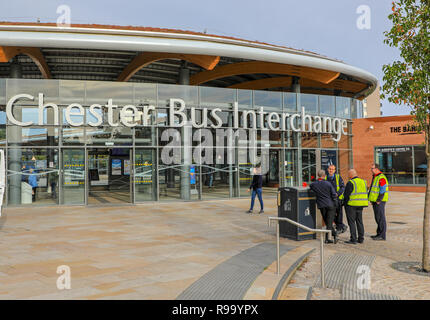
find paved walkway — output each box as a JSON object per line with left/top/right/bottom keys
{"left": 291, "top": 192, "right": 430, "bottom": 300}
{"left": 0, "top": 191, "right": 428, "bottom": 299}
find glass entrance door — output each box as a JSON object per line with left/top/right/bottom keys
{"left": 87, "top": 148, "right": 132, "bottom": 204}
{"left": 61, "top": 148, "right": 85, "bottom": 205}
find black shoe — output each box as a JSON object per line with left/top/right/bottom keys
{"left": 372, "top": 236, "right": 385, "bottom": 241}
{"left": 259, "top": 210, "right": 264, "bottom": 214}
{"left": 246, "top": 210, "right": 253, "bottom": 214}
{"left": 370, "top": 234, "right": 379, "bottom": 239}
{"left": 358, "top": 240, "right": 364, "bottom": 244}
{"left": 325, "top": 239, "right": 334, "bottom": 244}
{"left": 345, "top": 240, "right": 357, "bottom": 244}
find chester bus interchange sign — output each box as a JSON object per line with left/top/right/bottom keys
{"left": 6, "top": 93, "right": 349, "bottom": 142}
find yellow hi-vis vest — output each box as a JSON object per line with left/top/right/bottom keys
{"left": 325, "top": 174, "right": 344, "bottom": 200}
{"left": 368, "top": 173, "right": 389, "bottom": 202}
{"left": 347, "top": 177, "right": 369, "bottom": 207}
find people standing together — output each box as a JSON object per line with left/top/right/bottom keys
{"left": 310, "top": 163, "right": 389, "bottom": 244}
{"left": 246, "top": 162, "right": 389, "bottom": 244}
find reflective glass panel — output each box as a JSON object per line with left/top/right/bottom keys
{"left": 8, "top": 148, "right": 59, "bottom": 206}
{"left": 336, "top": 97, "right": 351, "bottom": 118}
{"left": 62, "top": 148, "right": 85, "bottom": 204}
{"left": 301, "top": 94, "right": 318, "bottom": 114}
{"left": 135, "top": 148, "right": 157, "bottom": 201}
{"left": 301, "top": 149, "right": 316, "bottom": 184}
{"left": 319, "top": 95, "right": 335, "bottom": 116}
{"left": 375, "top": 146, "right": 413, "bottom": 184}
{"left": 414, "top": 146, "right": 426, "bottom": 184}
{"left": 284, "top": 92, "right": 297, "bottom": 112}
{"left": 284, "top": 149, "right": 298, "bottom": 186}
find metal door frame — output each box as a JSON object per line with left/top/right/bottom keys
{"left": 85, "top": 147, "right": 133, "bottom": 205}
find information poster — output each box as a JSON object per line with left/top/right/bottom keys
{"left": 124, "top": 160, "right": 130, "bottom": 176}
{"left": 321, "top": 150, "right": 337, "bottom": 173}
{"left": 112, "top": 159, "right": 122, "bottom": 175}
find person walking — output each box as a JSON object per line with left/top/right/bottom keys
{"left": 310, "top": 170, "right": 338, "bottom": 244}
{"left": 246, "top": 164, "right": 264, "bottom": 214}
{"left": 325, "top": 164, "right": 347, "bottom": 234}
{"left": 343, "top": 169, "right": 368, "bottom": 244}
{"left": 28, "top": 168, "right": 38, "bottom": 202}
{"left": 369, "top": 163, "right": 389, "bottom": 241}
{"left": 49, "top": 171, "right": 58, "bottom": 200}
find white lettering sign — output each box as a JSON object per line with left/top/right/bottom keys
{"left": 5, "top": 94, "right": 349, "bottom": 141}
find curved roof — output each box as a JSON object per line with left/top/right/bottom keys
{"left": 0, "top": 22, "right": 378, "bottom": 99}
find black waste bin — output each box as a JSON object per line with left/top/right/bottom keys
{"left": 277, "top": 187, "right": 317, "bottom": 240}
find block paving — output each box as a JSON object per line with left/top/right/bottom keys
{"left": 0, "top": 191, "right": 428, "bottom": 300}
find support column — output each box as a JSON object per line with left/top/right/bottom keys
{"left": 292, "top": 76, "right": 301, "bottom": 93}
{"left": 228, "top": 111, "right": 234, "bottom": 197}
{"left": 179, "top": 62, "right": 191, "bottom": 200}
{"left": 151, "top": 125, "right": 158, "bottom": 200}
{"left": 8, "top": 60, "right": 23, "bottom": 205}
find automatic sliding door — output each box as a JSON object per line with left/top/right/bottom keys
{"left": 61, "top": 148, "right": 85, "bottom": 205}
{"left": 87, "top": 148, "right": 131, "bottom": 204}
{"left": 134, "top": 148, "right": 157, "bottom": 201}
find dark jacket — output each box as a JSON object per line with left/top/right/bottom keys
{"left": 326, "top": 173, "right": 345, "bottom": 197}
{"left": 343, "top": 176, "right": 367, "bottom": 208}
{"left": 310, "top": 179, "right": 338, "bottom": 209}
{"left": 250, "top": 175, "right": 263, "bottom": 190}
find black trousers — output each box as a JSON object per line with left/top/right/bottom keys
{"left": 334, "top": 202, "right": 346, "bottom": 230}
{"left": 319, "top": 206, "right": 337, "bottom": 240}
{"left": 345, "top": 205, "right": 364, "bottom": 242}
{"left": 32, "top": 187, "right": 37, "bottom": 202}
{"left": 372, "top": 202, "right": 387, "bottom": 239}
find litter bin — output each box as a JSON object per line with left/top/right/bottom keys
{"left": 277, "top": 186, "right": 316, "bottom": 240}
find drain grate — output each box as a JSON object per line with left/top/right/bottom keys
{"left": 314, "top": 253, "right": 400, "bottom": 300}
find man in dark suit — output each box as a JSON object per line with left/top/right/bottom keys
{"left": 310, "top": 169, "right": 338, "bottom": 243}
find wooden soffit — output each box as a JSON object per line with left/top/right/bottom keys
{"left": 0, "top": 46, "right": 52, "bottom": 79}
{"left": 228, "top": 75, "right": 368, "bottom": 94}
{"left": 118, "top": 52, "right": 220, "bottom": 82}
{"left": 300, "top": 78, "right": 368, "bottom": 93}
{"left": 228, "top": 77, "right": 293, "bottom": 90}
{"left": 190, "top": 61, "right": 340, "bottom": 86}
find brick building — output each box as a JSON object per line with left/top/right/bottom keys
{"left": 352, "top": 115, "right": 425, "bottom": 192}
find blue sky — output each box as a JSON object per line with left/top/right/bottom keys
{"left": 1, "top": 0, "right": 412, "bottom": 116}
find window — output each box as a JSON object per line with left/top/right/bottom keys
{"left": 375, "top": 146, "right": 426, "bottom": 185}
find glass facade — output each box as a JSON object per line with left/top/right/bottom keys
{"left": 0, "top": 79, "right": 358, "bottom": 206}
{"left": 375, "top": 145, "right": 426, "bottom": 185}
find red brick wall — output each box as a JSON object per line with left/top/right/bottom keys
{"left": 352, "top": 115, "right": 425, "bottom": 192}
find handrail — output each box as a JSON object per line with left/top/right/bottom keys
{"left": 268, "top": 216, "right": 331, "bottom": 288}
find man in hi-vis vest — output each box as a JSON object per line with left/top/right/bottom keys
{"left": 325, "top": 164, "right": 347, "bottom": 233}
{"left": 369, "top": 163, "right": 389, "bottom": 241}
{"left": 342, "top": 169, "right": 368, "bottom": 244}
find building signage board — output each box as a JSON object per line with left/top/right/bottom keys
{"left": 5, "top": 94, "right": 349, "bottom": 142}
{"left": 376, "top": 147, "right": 412, "bottom": 153}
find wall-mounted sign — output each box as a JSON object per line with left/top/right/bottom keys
{"left": 6, "top": 94, "right": 349, "bottom": 142}
{"left": 376, "top": 147, "right": 411, "bottom": 153}
{"left": 390, "top": 124, "right": 418, "bottom": 134}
